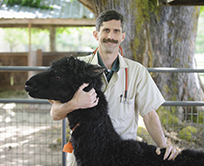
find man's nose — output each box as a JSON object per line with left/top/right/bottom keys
{"left": 107, "top": 31, "right": 114, "bottom": 39}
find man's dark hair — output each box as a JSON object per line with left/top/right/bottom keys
{"left": 96, "top": 10, "right": 125, "bottom": 32}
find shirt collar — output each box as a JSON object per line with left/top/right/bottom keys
{"left": 118, "top": 53, "right": 128, "bottom": 69}
{"left": 90, "top": 50, "right": 128, "bottom": 70}
{"left": 97, "top": 52, "right": 119, "bottom": 72}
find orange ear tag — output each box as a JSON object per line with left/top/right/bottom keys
{"left": 63, "top": 141, "right": 74, "bottom": 153}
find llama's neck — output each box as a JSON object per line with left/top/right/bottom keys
{"left": 68, "top": 90, "right": 121, "bottom": 149}
{"left": 68, "top": 90, "right": 121, "bottom": 165}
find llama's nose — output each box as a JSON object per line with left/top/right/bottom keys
{"left": 25, "top": 79, "right": 34, "bottom": 86}
{"left": 25, "top": 79, "right": 37, "bottom": 92}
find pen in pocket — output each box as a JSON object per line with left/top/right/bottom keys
{"left": 120, "top": 94, "right": 123, "bottom": 103}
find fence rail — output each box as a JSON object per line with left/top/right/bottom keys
{"left": 1, "top": 98, "right": 204, "bottom": 106}
{"left": 1, "top": 66, "right": 204, "bottom": 73}
{"left": 1, "top": 66, "right": 204, "bottom": 166}
{"left": 147, "top": 68, "right": 204, "bottom": 73}
{"left": 0, "top": 66, "right": 49, "bottom": 71}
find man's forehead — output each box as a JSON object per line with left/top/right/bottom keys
{"left": 100, "top": 20, "right": 122, "bottom": 29}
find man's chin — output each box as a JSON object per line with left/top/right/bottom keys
{"left": 103, "top": 44, "right": 116, "bottom": 51}
{"left": 105, "top": 47, "right": 118, "bottom": 54}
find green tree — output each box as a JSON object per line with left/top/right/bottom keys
{"left": 2, "top": 27, "right": 97, "bottom": 52}
{"left": 56, "top": 27, "right": 97, "bottom": 51}
{"left": 3, "top": 28, "right": 50, "bottom": 52}
{"left": 5, "top": 0, "right": 52, "bottom": 9}
{"left": 78, "top": 0, "right": 204, "bottom": 115}
{"left": 3, "top": 28, "right": 28, "bottom": 52}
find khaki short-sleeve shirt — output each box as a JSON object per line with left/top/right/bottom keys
{"left": 78, "top": 53, "right": 165, "bottom": 140}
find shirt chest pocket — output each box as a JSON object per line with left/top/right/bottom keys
{"left": 110, "top": 96, "right": 135, "bottom": 121}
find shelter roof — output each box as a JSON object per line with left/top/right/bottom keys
{"left": 0, "top": 0, "right": 95, "bottom": 28}
{"left": 157, "top": 0, "right": 204, "bottom": 6}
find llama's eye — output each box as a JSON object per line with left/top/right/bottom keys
{"left": 55, "top": 76, "right": 61, "bottom": 80}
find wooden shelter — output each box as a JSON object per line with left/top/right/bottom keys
{"left": 0, "top": 0, "right": 95, "bottom": 28}
{"left": 157, "top": 0, "right": 204, "bottom": 6}
{"left": 0, "top": 0, "right": 96, "bottom": 51}
{"left": 0, "top": 0, "right": 96, "bottom": 89}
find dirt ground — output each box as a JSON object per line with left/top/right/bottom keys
{"left": 0, "top": 103, "right": 63, "bottom": 166}
{"left": 1, "top": 101, "right": 204, "bottom": 166}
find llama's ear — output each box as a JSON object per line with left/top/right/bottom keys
{"left": 86, "top": 65, "right": 105, "bottom": 77}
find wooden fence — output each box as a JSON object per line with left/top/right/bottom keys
{"left": 0, "top": 50, "right": 91, "bottom": 90}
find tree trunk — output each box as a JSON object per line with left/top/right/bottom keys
{"left": 79, "top": 0, "right": 204, "bottom": 108}
{"left": 149, "top": 6, "right": 203, "bottom": 102}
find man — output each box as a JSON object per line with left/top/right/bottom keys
{"left": 49, "top": 10, "right": 178, "bottom": 166}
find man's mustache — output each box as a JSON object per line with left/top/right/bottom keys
{"left": 103, "top": 38, "right": 118, "bottom": 44}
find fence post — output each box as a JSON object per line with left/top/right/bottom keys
{"left": 62, "top": 119, "right": 67, "bottom": 166}
{"left": 36, "top": 49, "right": 42, "bottom": 66}
{"left": 28, "top": 49, "right": 42, "bottom": 78}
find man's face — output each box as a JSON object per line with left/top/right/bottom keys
{"left": 93, "top": 20, "right": 126, "bottom": 54}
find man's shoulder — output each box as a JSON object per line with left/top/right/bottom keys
{"left": 77, "top": 54, "right": 94, "bottom": 63}
{"left": 123, "top": 57, "right": 146, "bottom": 71}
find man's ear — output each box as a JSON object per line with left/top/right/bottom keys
{"left": 93, "top": 31, "right": 99, "bottom": 41}
{"left": 121, "top": 32, "right": 126, "bottom": 42}
{"left": 85, "top": 65, "right": 105, "bottom": 77}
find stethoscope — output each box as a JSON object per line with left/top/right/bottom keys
{"left": 92, "top": 46, "right": 128, "bottom": 101}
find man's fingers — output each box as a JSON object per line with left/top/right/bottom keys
{"left": 79, "top": 83, "right": 97, "bottom": 97}
{"left": 172, "top": 148, "right": 180, "bottom": 160}
{"left": 88, "top": 88, "right": 96, "bottom": 95}
{"left": 156, "top": 145, "right": 180, "bottom": 161}
{"left": 79, "top": 83, "right": 89, "bottom": 90}
{"left": 156, "top": 147, "right": 161, "bottom": 155}
{"left": 163, "top": 145, "right": 180, "bottom": 160}
{"left": 90, "top": 97, "right": 99, "bottom": 107}
{"left": 163, "top": 145, "right": 172, "bottom": 160}
{"left": 74, "top": 83, "right": 99, "bottom": 109}
{"left": 167, "top": 148, "right": 177, "bottom": 160}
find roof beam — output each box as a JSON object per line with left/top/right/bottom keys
{"left": 0, "top": 18, "right": 96, "bottom": 28}
{"left": 157, "top": 0, "right": 204, "bottom": 6}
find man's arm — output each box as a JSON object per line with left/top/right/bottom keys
{"left": 143, "top": 110, "right": 178, "bottom": 160}
{"left": 49, "top": 83, "right": 99, "bottom": 121}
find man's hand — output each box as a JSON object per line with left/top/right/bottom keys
{"left": 49, "top": 83, "right": 98, "bottom": 121}
{"left": 72, "top": 83, "right": 99, "bottom": 109}
{"left": 156, "top": 144, "right": 180, "bottom": 160}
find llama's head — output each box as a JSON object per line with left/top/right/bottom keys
{"left": 25, "top": 56, "right": 104, "bottom": 103}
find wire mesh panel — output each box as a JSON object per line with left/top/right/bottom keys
{"left": 1, "top": 103, "right": 204, "bottom": 166}
{"left": 0, "top": 103, "right": 62, "bottom": 166}
{"left": 163, "top": 105, "right": 204, "bottom": 151}
{"left": 138, "top": 105, "right": 204, "bottom": 151}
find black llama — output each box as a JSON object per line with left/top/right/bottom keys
{"left": 25, "top": 56, "right": 204, "bottom": 166}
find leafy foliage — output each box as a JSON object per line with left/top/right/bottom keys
{"left": 4, "top": 0, "right": 52, "bottom": 9}
{"left": 200, "top": 6, "right": 204, "bottom": 14}
{"left": 195, "top": 12, "right": 204, "bottom": 53}
{"left": 179, "top": 126, "right": 197, "bottom": 141}
{"left": 1, "top": 27, "right": 97, "bottom": 52}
